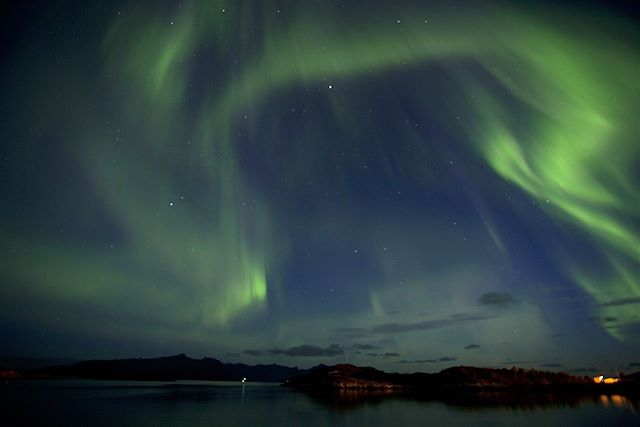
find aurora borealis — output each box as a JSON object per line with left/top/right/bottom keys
{"left": 1, "top": 0, "right": 638, "bottom": 373}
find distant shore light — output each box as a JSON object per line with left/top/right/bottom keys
{"left": 593, "top": 375, "right": 620, "bottom": 384}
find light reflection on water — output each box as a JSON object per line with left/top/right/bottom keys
{"left": 599, "top": 394, "right": 636, "bottom": 413}
{"left": 1, "top": 380, "right": 638, "bottom": 426}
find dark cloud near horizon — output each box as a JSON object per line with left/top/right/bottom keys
{"left": 541, "top": 363, "right": 563, "bottom": 368}
{"left": 366, "top": 313, "right": 496, "bottom": 335}
{"left": 597, "top": 297, "right": 640, "bottom": 307}
{"left": 479, "top": 292, "right": 518, "bottom": 308}
{"left": 464, "top": 344, "right": 481, "bottom": 350}
{"left": 438, "top": 356, "right": 457, "bottom": 362}
{"left": 243, "top": 349, "right": 263, "bottom": 356}
{"left": 628, "top": 362, "right": 640, "bottom": 367}
{"left": 266, "top": 344, "right": 345, "bottom": 357}
{"left": 571, "top": 368, "right": 597, "bottom": 373}
{"left": 365, "top": 352, "right": 399, "bottom": 358}
{"left": 500, "top": 360, "right": 538, "bottom": 365}
{"left": 353, "top": 343, "right": 380, "bottom": 350}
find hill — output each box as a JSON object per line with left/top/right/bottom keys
{"left": 284, "top": 363, "right": 640, "bottom": 393}
{"left": 26, "top": 354, "right": 308, "bottom": 382}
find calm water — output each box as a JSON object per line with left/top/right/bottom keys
{"left": 1, "top": 380, "right": 638, "bottom": 426}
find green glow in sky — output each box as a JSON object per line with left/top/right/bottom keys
{"left": 103, "top": 0, "right": 637, "bottom": 333}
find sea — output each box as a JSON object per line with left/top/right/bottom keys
{"left": 1, "top": 380, "right": 638, "bottom": 426}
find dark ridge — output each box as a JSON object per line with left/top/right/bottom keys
{"left": 19, "top": 354, "right": 310, "bottom": 382}
{"left": 284, "top": 363, "right": 640, "bottom": 394}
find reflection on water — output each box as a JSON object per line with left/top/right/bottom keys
{"left": 600, "top": 394, "right": 637, "bottom": 413}
{"left": 301, "top": 387, "right": 640, "bottom": 414}
{"left": 1, "top": 380, "right": 638, "bottom": 426}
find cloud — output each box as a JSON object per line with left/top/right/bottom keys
{"left": 500, "top": 360, "right": 538, "bottom": 365}
{"left": 335, "top": 313, "right": 496, "bottom": 339}
{"left": 628, "top": 362, "right": 640, "bottom": 367}
{"left": 353, "top": 343, "right": 380, "bottom": 350}
{"left": 464, "top": 344, "right": 481, "bottom": 350}
{"left": 541, "top": 363, "right": 563, "bottom": 368}
{"left": 334, "top": 313, "right": 499, "bottom": 340}
{"left": 597, "top": 297, "right": 640, "bottom": 307}
{"left": 438, "top": 356, "right": 457, "bottom": 362}
{"left": 243, "top": 349, "right": 263, "bottom": 356}
{"left": 398, "top": 359, "right": 433, "bottom": 364}
{"left": 370, "top": 313, "right": 496, "bottom": 334}
{"left": 571, "top": 368, "right": 597, "bottom": 373}
{"left": 268, "top": 344, "right": 344, "bottom": 357}
{"left": 479, "top": 292, "right": 518, "bottom": 308}
{"left": 603, "top": 316, "right": 618, "bottom": 323}
{"left": 363, "top": 352, "right": 399, "bottom": 358}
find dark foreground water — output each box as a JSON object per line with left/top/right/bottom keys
{"left": 1, "top": 380, "right": 638, "bottom": 426}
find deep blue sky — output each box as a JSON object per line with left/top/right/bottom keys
{"left": 1, "top": 0, "right": 638, "bottom": 374}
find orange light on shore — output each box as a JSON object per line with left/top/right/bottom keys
{"left": 593, "top": 375, "right": 620, "bottom": 384}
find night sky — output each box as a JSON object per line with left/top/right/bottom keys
{"left": 1, "top": 0, "right": 638, "bottom": 374}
